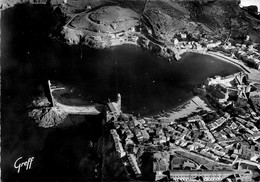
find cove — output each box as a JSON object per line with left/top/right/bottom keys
{"left": 48, "top": 44, "right": 242, "bottom": 116}
{"left": 1, "top": 4, "right": 241, "bottom": 116}
{"left": 1, "top": 4, "right": 242, "bottom": 182}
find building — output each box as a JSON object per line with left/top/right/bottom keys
{"left": 134, "top": 128, "right": 144, "bottom": 143}
{"left": 223, "top": 170, "right": 253, "bottom": 182}
{"left": 205, "top": 72, "right": 254, "bottom": 105}
{"left": 107, "top": 93, "right": 122, "bottom": 118}
{"left": 255, "top": 62, "right": 260, "bottom": 70}
{"left": 107, "top": 102, "right": 121, "bottom": 115}
{"left": 125, "top": 138, "right": 135, "bottom": 153}
{"left": 155, "top": 171, "right": 168, "bottom": 181}
{"left": 127, "top": 154, "right": 142, "bottom": 176}
{"left": 188, "top": 115, "right": 203, "bottom": 123}
{"left": 141, "top": 130, "right": 150, "bottom": 141}
{"left": 169, "top": 170, "right": 252, "bottom": 182}
{"left": 208, "top": 117, "right": 226, "bottom": 131}
{"left": 110, "top": 129, "right": 126, "bottom": 158}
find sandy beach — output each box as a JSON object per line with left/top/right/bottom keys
{"left": 165, "top": 96, "right": 212, "bottom": 121}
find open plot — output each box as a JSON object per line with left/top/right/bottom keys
{"left": 70, "top": 6, "right": 139, "bottom": 33}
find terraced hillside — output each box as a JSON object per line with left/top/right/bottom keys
{"left": 143, "top": 0, "right": 260, "bottom": 43}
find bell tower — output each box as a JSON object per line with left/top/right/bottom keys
{"left": 117, "top": 93, "right": 121, "bottom": 110}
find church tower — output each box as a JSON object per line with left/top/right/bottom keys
{"left": 117, "top": 93, "right": 121, "bottom": 110}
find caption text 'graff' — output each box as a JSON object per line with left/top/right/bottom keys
{"left": 14, "top": 157, "right": 34, "bottom": 173}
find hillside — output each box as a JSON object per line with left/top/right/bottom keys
{"left": 143, "top": 0, "right": 260, "bottom": 43}
{"left": 1, "top": 0, "right": 260, "bottom": 62}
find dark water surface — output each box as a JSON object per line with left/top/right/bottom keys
{"left": 1, "top": 4, "right": 241, "bottom": 182}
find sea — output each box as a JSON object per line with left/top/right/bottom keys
{"left": 1, "top": 4, "right": 241, "bottom": 182}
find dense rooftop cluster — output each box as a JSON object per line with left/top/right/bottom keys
{"left": 104, "top": 72, "right": 260, "bottom": 181}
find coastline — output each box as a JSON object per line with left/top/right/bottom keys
{"left": 197, "top": 51, "right": 250, "bottom": 73}
{"left": 61, "top": 23, "right": 255, "bottom": 74}
{"left": 51, "top": 36, "right": 256, "bottom": 120}
{"left": 201, "top": 51, "right": 260, "bottom": 83}
{"left": 2, "top": 2, "right": 260, "bottom": 182}
{"left": 102, "top": 39, "right": 260, "bottom": 85}
{"left": 58, "top": 3, "right": 260, "bottom": 75}
{"left": 158, "top": 96, "right": 213, "bottom": 122}
{"left": 110, "top": 40, "right": 252, "bottom": 75}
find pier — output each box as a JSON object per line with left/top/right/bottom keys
{"left": 48, "top": 80, "right": 102, "bottom": 115}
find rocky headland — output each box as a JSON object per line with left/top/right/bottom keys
{"left": 2, "top": 1, "right": 260, "bottom": 181}
{"left": 2, "top": 0, "right": 260, "bottom": 71}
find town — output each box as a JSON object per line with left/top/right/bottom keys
{"left": 105, "top": 71, "right": 260, "bottom": 181}
{"left": 2, "top": 0, "right": 260, "bottom": 181}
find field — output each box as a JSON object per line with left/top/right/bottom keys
{"left": 70, "top": 6, "right": 139, "bottom": 33}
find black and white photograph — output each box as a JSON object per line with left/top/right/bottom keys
{"left": 1, "top": 0, "right": 260, "bottom": 181}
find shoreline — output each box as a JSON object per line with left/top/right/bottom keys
{"left": 158, "top": 96, "right": 213, "bottom": 122}
{"left": 110, "top": 41, "right": 252, "bottom": 74}
{"left": 192, "top": 51, "right": 251, "bottom": 73}
{"left": 58, "top": 3, "right": 260, "bottom": 75}
{"left": 207, "top": 52, "right": 250, "bottom": 72}
{"left": 49, "top": 40, "right": 252, "bottom": 120}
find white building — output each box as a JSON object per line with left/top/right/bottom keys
{"left": 170, "top": 170, "right": 252, "bottom": 182}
